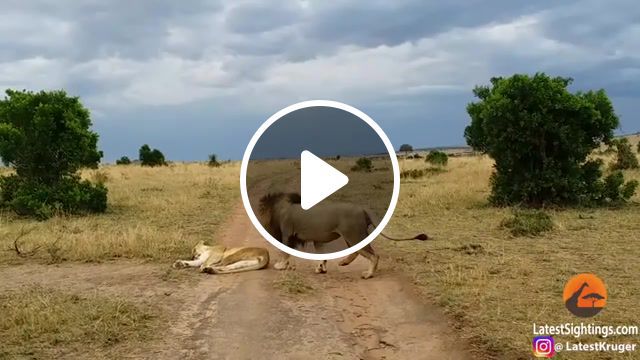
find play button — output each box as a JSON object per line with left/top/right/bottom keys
{"left": 300, "top": 150, "right": 349, "bottom": 210}
{"left": 241, "top": 100, "right": 399, "bottom": 261}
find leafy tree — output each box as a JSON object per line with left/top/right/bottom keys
{"left": 116, "top": 156, "right": 131, "bottom": 165}
{"left": 426, "top": 151, "right": 448, "bottom": 166}
{"left": 464, "top": 73, "right": 637, "bottom": 206}
{"left": 610, "top": 138, "right": 639, "bottom": 170}
{"left": 399, "top": 144, "right": 413, "bottom": 152}
{"left": 139, "top": 144, "right": 166, "bottom": 167}
{"left": 208, "top": 153, "right": 220, "bottom": 167}
{"left": 0, "top": 89, "right": 107, "bottom": 219}
{"left": 637, "top": 139, "right": 640, "bottom": 154}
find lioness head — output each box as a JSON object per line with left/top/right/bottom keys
{"left": 192, "top": 241, "right": 223, "bottom": 259}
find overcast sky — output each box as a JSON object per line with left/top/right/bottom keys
{"left": 1, "top": 0, "right": 639, "bottom": 162}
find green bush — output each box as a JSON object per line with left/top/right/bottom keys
{"left": 610, "top": 138, "right": 639, "bottom": 170}
{"left": 139, "top": 144, "right": 166, "bottom": 167}
{"left": 115, "top": 156, "right": 131, "bottom": 165}
{"left": 425, "top": 151, "right": 448, "bottom": 166}
{"left": 501, "top": 209, "right": 554, "bottom": 237}
{"left": 464, "top": 73, "right": 636, "bottom": 207}
{"left": 0, "top": 89, "right": 107, "bottom": 219}
{"left": 351, "top": 157, "right": 373, "bottom": 172}
{"left": 2, "top": 175, "right": 107, "bottom": 220}
{"left": 208, "top": 153, "right": 220, "bottom": 167}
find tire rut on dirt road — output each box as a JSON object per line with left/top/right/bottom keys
{"left": 166, "top": 203, "right": 472, "bottom": 360}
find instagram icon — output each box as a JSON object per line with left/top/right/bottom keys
{"left": 532, "top": 336, "right": 556, "bottom": 358}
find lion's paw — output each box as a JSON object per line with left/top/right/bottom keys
{"left": 315, "top": 263, "right": 327, "bottom": 274}
{"left": 361, "top": 271, "right": 373, "bottom": 279}
{"left": 172, "top": 260, "right": 186, "bottom": 269}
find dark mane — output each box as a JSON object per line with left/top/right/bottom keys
{"left": 258, "top": 192, "right": 301, "bottom": 213}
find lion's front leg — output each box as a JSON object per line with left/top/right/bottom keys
{"left": 172, "top": 255, "right": 206, "bottom": 269}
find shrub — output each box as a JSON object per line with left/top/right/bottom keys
{"left": 0, "top": 89, "right": 107, "bottom": 219}
{"left": 3, "top": 175, "right": 107, "bottom": 220}
{"left": 501, "top": 209, "right": 554, "bottom": 237}
{"left": 400, "top": 167, "right": 445, "bottom": 180}
{"left": 610, "top": 138, "right": 639, "bottom": 170}
{"left": 351, "top": 157, "right": 373, "bottom": 172}
{"left": 208, "top": 153, "right": 220, "bottom": 167}
{"left": 464, "top": 73, "right": 636, "bottom": 207}
{"left": 399, "top": 144, "right": 413, "bottom": 152}
{"left": 426, "top": 151, "right": 448, "bottom": 166}
{"left": 115, "top": 156, "right": 131, "bottom": 165}
{"left": 139, "top": 144, "right": 166, "bottom": 167}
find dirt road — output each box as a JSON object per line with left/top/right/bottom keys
{"left": 0, "top": 203, "right": 472, "bottom": 359}
{"left": 163, "top": 203, "right": 471, "bottom": 360}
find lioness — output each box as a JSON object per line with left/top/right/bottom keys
{"left": 173, "top": 241, "right": 270, "bottom": 274}
{"left": 258, "top": 192, "right": 428, "bottom": 279}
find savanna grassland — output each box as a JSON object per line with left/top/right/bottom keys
{"left": 381, "top": 148, "right": 640, "bottom": 359}
{"left": 0, "top": 162, "right": 240, "bottom": 264}
{"left": 0, "top": 162, "right": 239, "bottom": 359}
{"left": 1, "top": 141, "right": 639, "bottom": 359}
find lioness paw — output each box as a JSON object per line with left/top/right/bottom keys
{"left": 361, "top": 271, "right": 373, "bottom": 279}
{"left": 172, "top": 260, "right": 186, "bottom": 269}
{"left": 273, "top": 261, "right": 289, "bottom": 270}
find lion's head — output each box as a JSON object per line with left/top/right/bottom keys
{"left": 257, "top": 192, "right": 301, "bottom": 241}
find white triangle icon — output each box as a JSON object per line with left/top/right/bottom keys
{"left": 300, "top": 150, "right": 349, "bottom": 210}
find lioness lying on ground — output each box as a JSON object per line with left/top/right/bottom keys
{"left": 173, "top": 241, "right": 270, "bottom": 274}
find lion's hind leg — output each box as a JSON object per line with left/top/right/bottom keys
{"left": 201, "top": 248, "right": 270, "bottom": 274}
{"left": 356, "top": 244, "right": 379, "bottom": 279}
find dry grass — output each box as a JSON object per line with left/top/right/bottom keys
{"left": 273, "top": 270, "right": 314, "bottom": 295}
{"left": 381, "top": 155, "right": 640, "bottom": 359}
{"left": 0, "top": 285, "right": 158, "bottom": 359}
{"left": 0, "top": 162, "right": 240, "bottom": 264}
{"left": 2, "top": 151, "right": 639, "bottom": 359}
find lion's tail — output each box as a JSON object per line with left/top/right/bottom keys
{"left": 363, "top": 210, "right": 430, "bottom": 241}
{"left": 203, "top": 254, "right": 270, "bottom": 274}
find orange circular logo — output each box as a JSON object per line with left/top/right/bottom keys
{"left": 563, "top": 273, "right": 607, "bottom": 318}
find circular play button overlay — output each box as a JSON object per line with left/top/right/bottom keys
{"left": 240, "top": 100, "right": 399, "bottom": 261}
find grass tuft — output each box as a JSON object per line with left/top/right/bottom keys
{"left": 273, "top": 271, "right": 314, "bottom": 295}
{"left": 500, "top": 209, "right": 554, "bottom": 237}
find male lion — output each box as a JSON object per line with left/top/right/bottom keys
{"left": 258, "top": 192, "right": 428, "bottom": 279}
{"left": 173, "top": 241, "right": 270, "bottom": 274}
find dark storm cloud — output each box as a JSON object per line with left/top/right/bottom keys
{"left": 303, "top": 0, "right": 552, "bottom": 48}
{"left": 1, "top": 0, "right": 639, "bottom": 162}
{"left": 0, "top": 0, "right": 222, "bottom": 61}
{"left": 250, "top": 106, "right": 388, "bottom": 160}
